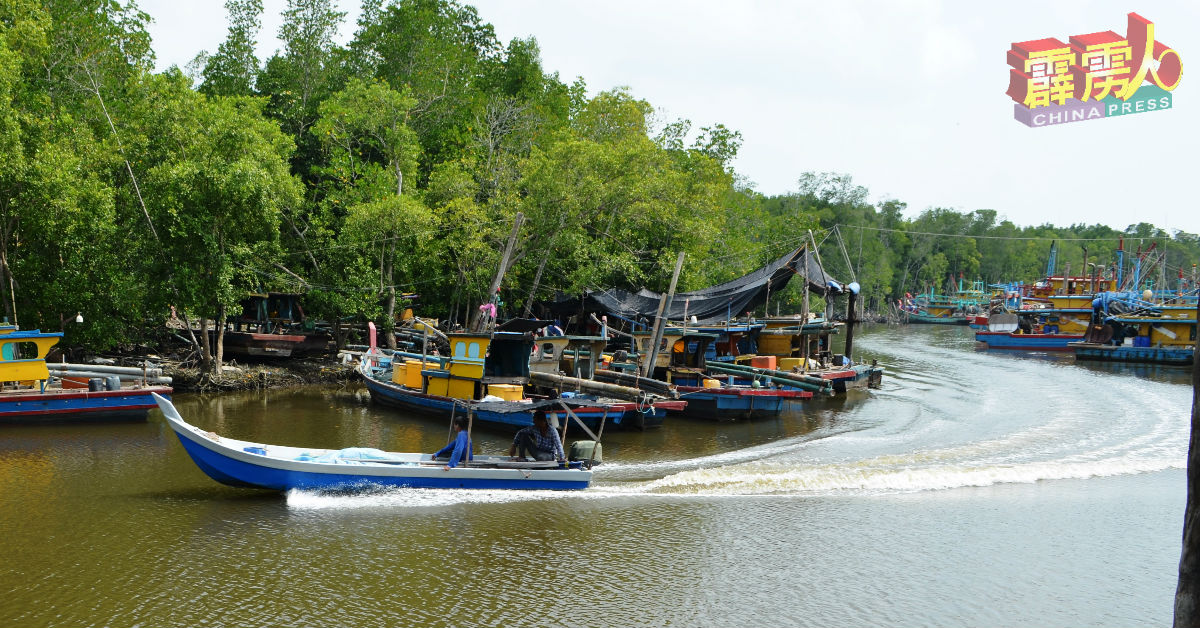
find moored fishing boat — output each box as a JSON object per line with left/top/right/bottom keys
{"left": 525, "top": 334, "right": 683, "bottom": 429}
{"left": 973, "top": 308, "right": 1089, "bottom": 351}
{"left": 747, "top": 315, "right": 883, "bottom": 392}
{"left": 359, "top": 323, "right": 680, "bottom": 431}
{"left": 1070, "top": 313, "right": 1196, "bottom": 366}
{"left": 630, "top": 331, "right": 817, "bottom": 420}
{"left": 151, "top": 393, "right": 593, "bottom": 491}
{"left": 1069, "top": 292, "right": 1196, "bottom": 366}
{"left": 0, "top": 327, "right": 173, "bottom": 423}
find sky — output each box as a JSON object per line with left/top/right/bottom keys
{"left": 141, "top": 1, "right": 1199, "bottom": 235}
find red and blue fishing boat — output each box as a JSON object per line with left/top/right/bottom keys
{"left": 0, "top": 327, "right": 172, "bottom": 423}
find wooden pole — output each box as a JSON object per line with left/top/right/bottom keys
{"left": 1173, "top": 295, "right": 1200, "bottom": 626}
{"left": 844, "top": 289, "right": 858, "bottom": 362}
{"left": 477, "top": 212, "right": 525, "bottom": 332}
{"left": 463, "top": 405, "right": 474, "bottom": 468}
{"left": 643, "top": 251, "right": 685, "bottom": 377}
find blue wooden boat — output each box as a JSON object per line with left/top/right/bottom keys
{"left": 1069, "top": 294, "right": 1196, "bottom": 366}
{"left": 359, "top": 358, "right": 673, "bottom": 430}
{"left": 0, "top": 327, "right": 173, "bottom": 423}
{"left": 974, "top": 330, "right": 1081, "bottom": 351}
{"left": 151, "top": 394, "right": 592, "bottom": 491}
{"left": 1069, "top": 342, "right": 1194, "bottom": 366}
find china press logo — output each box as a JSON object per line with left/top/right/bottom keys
{"left": 1006, "top": 12, "right": 1182, "bottom": 127}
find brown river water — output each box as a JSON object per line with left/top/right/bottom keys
{"left": 0, "top": 324, "right": 1192, "bottom": 627}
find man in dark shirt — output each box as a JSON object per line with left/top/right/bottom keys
{"left": 508, "top": 414, "right": 564, "bottom": 462}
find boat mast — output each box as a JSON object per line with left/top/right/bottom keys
{"left": 643, "top": 251, "right": 685, "bottom": 377}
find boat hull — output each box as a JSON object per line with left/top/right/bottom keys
{"left": 220, "top": 331, "right": 306, "bottom": 358}
{"left": 816, "top": 365, "right": 884, "bottom": 391}
{"left": 0, "top": 386, "right": 173, "bottom": 424}
{"left": 154, "top": 394, "right": 591, "bottom": 491}
{"left": 673, "top": 387, "right": 798, "bottom": 420}
{"left": 906, "top": 311, "right": 969, "bottom": 325}
{"left": 975, "top": 331, "right": 1082, "bottom": 351}
{"left": 1070, "top": 342, "right": 1195, "bottom": 366}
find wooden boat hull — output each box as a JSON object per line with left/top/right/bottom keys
{"left": 0, "top": 386, "right": 174, "bottom": 424}
{"left": 152, "top": 394, "right": 592, "bottom": 491}
{"left": 975, "top": 331, "right": 1083, "bottom": 351}
{"left": 906, "top": 311, "right": 969, "bottom": 325}
{"left": 815, "top": 365, "right": 883, "bottom": 392}
{"left": 1070, "top": 342, "right": 1194, "bottom": 366}
{"left": 219, "top": 331, "right": 306, "bottom": 358}
{"left": 673, "top": 386, "right": 805, "bottom": 421}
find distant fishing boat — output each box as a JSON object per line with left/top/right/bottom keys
{"left": 151, "top": 393, "right": 593, "bottom": 491}
{"left": 973, "top": 309, "right": 1089, "bottom": 351}
{"left": 0, "top": 327, "right": 172, "bottom": 423}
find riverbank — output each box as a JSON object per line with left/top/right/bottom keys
{"left": 68, "top": 351, "right": 360, "bottom": 393}
{"left": 165, "top": 358, "right": 359, "bottom": 393}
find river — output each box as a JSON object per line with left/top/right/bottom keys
{"left": 0, "top": 324, "right": 1191, "bottom": 627}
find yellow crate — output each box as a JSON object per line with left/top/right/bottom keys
{"left": 405, "top": 360, "right": 425, "bottom": 388}
{"left": 778, "top": 357, "right": 804, "bottom": 371}
{"left": 447, "top": 377, "right": 476, "bottom": 400}
{"left": 391, "top": 363, "right": 407, "bottom": 385}
{"left": 449, "top": 362, "right": 484, "bottom": 379}
{"left": 488, "top": 383, "right": 524, "bottom": 401}
{"left": 425, "top": 373, "right": 449, "bottom": 397}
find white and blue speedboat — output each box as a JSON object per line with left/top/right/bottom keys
{"left": 152, "top": 394, "right": 593, "bottom": 492}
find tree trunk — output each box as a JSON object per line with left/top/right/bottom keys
{"left": 0, "top": 244, "right": 16, "bottom": 326}
{"left": 214, "top": 303, "right": 226, "bottom": 374}
{"left": 383, "top": 243, "right": 397, "bottom": 349}
{"left": 523, "top": 251, "right": 550, "bottom": 317}
{"left": 198, "top": 317, "right": 212, "bottom": 374}
{"left": 1173, "top": 296, "right": 1200, "bottom": 626}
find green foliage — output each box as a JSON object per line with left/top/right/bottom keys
{"left": 3, "top": 0, "right": 1199, "bottom": 362}
{"left": 199, "top": 0, "right": 263, "bottom": 97}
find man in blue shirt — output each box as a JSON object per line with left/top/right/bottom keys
{"left": 432, "top": 416, "right": 472, "bottom": 470}
{"left": 508, "top": 414, "right": 565, "bottom": 462}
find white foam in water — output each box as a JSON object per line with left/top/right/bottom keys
{"left": 607, "top": 332, "right": 1192, "bottom": 498}
{"left": 286, "top": 486, "right": 566, "bottom": 510}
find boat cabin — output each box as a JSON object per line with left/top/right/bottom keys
{"left": 559, "top": 336, "right": 607, "bottom": 380}
{"left": 0, "top": 329, "right": 63, "bottom": 390}
{"left": 421, "top": 331, "right": 535, "bottom": 402}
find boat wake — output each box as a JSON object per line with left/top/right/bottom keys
{"left": 286, "top": 486, "right": 568, "bottom": 510}
{"left": 595, "top": 328, "right": 1190, "bottom": 498}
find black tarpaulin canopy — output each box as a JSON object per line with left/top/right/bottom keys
{"left": 549, "top": 245, "right": 845, "bottom": 323}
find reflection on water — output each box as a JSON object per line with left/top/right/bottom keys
{"left": 0, "top": 324, "right": 1191, "bottom": 627}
